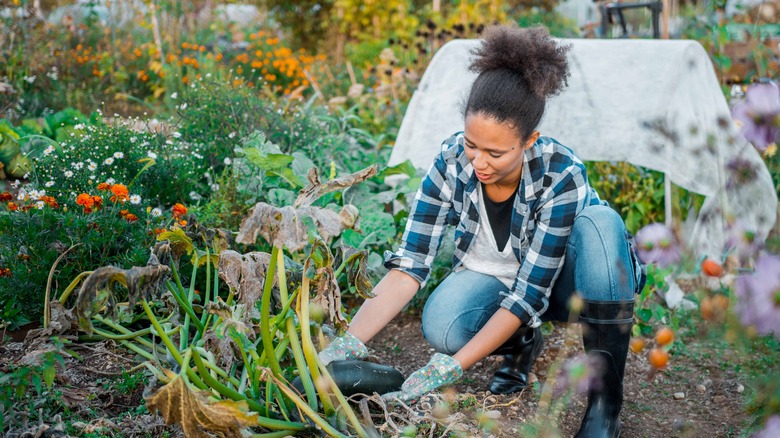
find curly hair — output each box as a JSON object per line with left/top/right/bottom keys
{"left": 464, "top": 24, "right": 571, "bottom": 140}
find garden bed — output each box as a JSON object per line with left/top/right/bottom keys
{"left": 1, "top": 313, "right": 754, "bottom": 437}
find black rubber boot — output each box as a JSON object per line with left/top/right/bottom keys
{"left": 575, "top": 299, "right": 634, "bottom": 438}
{"left": 488, "top": 325, "right": 543, "bottom": 394}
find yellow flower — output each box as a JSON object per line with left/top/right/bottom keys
{"left": 766, "top": 143, "right": 777, "bottom": 157}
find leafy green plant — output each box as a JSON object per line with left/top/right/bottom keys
{"left": 51, "top": 165, "right": 380, "bottom": 436}
{"left": 0, "top": 349, "right": 64, "bottom": 431}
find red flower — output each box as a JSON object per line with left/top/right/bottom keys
{"left": 0, "top": 192, "right": 12, "bottom": 202}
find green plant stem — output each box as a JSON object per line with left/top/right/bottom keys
{"left": 190, "top": 349, "right": 305, "bottom": 431}
{"left": 260, "top": 246, "right": 284, "bottom": 378}
{"left": 193, "top": 347, "right": 240, "bottom": 387}
{"left": 300, "top": 262, "right": 366, "bottom": 436}
{"left": 119, "top": 340, "right": 156, "bottom": 362}
{"left": 250, "top": 431, "right": 299, "bottom": 438}
{"left": 44, "top": 243, "right": 81, "bottom": 328}
{"left": 166, "top": 281, "right": 204, "bottom": 333}
{"left": 180, "top": 254, "right": 199, "bottom": 350}
{"left": 55, "top": 270, "right": 93, "bottom": 305}
{"left": 141, "top": 299, "right": 183, "bottom": 366}
{"left": 276, "top": 248, "right": 318, "bottom": 412}
{"left": 266, "top": 371, "right": 348, "bottom": 438}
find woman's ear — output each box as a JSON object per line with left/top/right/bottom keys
{"left": 524, "top": 131, "right": 540, "bottom": 150}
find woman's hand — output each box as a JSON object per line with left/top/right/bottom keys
{"left": 381, "top": 353, "right": 462, "bottom": 402}
{"left": 317, "top": 332, "right": 369, "bottom": 365}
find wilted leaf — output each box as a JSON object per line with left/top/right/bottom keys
{"left": 341, "top": 247, "right": 375, "bottom": 299}
{"left": 294, "top": 165, "right": 377, "bottom": 208}
{"left": 218, "top": 250, "right": 273, "bottom": 308}
{"left": 237, "top": 203, "right": 360, "bottom": 251}
{"left": 299, "top": 206, "right": 343, "bottom": 242}
{"left": 309, "top": 265, "right": 347, "bottom": 330}
{"left": 157, "top": 227, "right": 194, "bottom": 259}
{"left": 206, "top": 300, "right": 252, "bottom": 338}
{"left": 75, "top": 264, "right": 170, "bottom": 334}
{"left": 236, "top": 204, "right": 308, "bottom": 251}
{"left": 145, "top": 375, "right": 257, "bottom": 438}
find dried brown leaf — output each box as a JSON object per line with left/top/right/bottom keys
{"left": 145, "top": 376, "right": 257, "bottom": 438}
{"left": 294, "top": 165, "right": 378, "bottom": 208}
{"left": 74, "top": 264, "right": 170, "bottom": 335}
{"left": 312, "top": 267, "right": 347, "bottom": 330}
{"left": 236, "top": 204, "right": 308, "bottom": 251}
{"left": 218, "top": 250, "right": 272, "bottom": 308}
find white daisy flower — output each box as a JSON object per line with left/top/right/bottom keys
{"left": 36, "top": 201, "right": 45, "bottom": 209}
{"left": 130, "top": 194, "right": 141, "bottom": 205}
{"left": 44, "top": 181, "right": 55, "bottom": 187}
{"left": 74, "top": 162, "right": 84, "bottom": 170}
{"left": 43, "top": 145, "right": 55, "bottom": 156}
{"left": 64, "top": 170, "right": 73, "bottom": 178}
{"left": 113, "top": 152, "right": 124, "bottom": 159}
{"left": 147, "top": 151, "right": 158, "bottom": 160}
{"left": 87, "top": 162, "right": 97, "bottom": 171}
{"left": 170, "top": 92, "right": 178, "bottom": 99}
{"left": 106, "top": 178, "right": 116, "bottom": 185}
{"left": 173, "top": 131, "right": 182, "bottom": 138}
{"left": 223, "top": 157, "right": 232, "bottom": 165}
{"left": 150, "top": 208, "right": 162, "bottom": 217}
{"left": 103, "top": 157, "right": 114, "bottom": 165}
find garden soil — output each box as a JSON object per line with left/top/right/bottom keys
{"left": 1, "top": 314, "right": 750, "bottom": 438}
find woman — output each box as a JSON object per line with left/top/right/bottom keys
{"left": 319, "top": 25, "right": 643, "bottom": 438}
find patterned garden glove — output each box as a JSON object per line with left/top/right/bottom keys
{"left": 381, "top": 353, "right": 463, "bottom": 402}
{"left": 317, "top": 332, "right": 369, "bottom": 365}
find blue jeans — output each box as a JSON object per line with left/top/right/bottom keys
{"left": 421, "top": 205, "right": 643, "bottom": 355}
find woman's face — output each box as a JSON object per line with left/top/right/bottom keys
{"left": 464, "top": 112, "right": 538, "bottom": 188}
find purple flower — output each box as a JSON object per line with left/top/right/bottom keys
{"left": 734, "top": 253, "right": 780, "bottom": 339}
{"left": 731, "top": 82, "right": 780, "bottom": 152}
{"left": 753, "top": 415, "right": 780, "bottom": 438}
{"left": 634, "top": 223, "right": 681, "bottom": 268}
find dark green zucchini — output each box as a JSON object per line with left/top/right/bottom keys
{"left": 291, "top": 360, "right": 405, "bottom": 397}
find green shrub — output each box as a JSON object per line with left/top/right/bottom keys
{"left": 0, "top": 203, "right": 158, "bottom": 327}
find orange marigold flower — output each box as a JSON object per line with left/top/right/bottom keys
{"left": 76, "top": 193, "right": 94, "bottom": 207}
{"left": 154, "top": 227, "right": 164, "bottom": 235}
{"left": 0, "top": 267, "right": 11, "bottom": 278}
{"left": 97, "top": 182, "right": 111, "bottom": 191}
{"left": 40, "top": 196, "right": 58, "bottom": 208}
{"left": 0, "top": 192, "right": 11, "bottom": 202}
{"left": 92, "top": 195, "right": 103, "bottom": 207}
{"left": 7, "top": 202, "right": 17, "bottom": 211}
{"left": 120, "top": 209, "right": 129, "bottom": 217}
{"left": 179, "top": 219, "right": 187, "bottom": 226}
{"left": 124, "top": 213, "right": 139, "bottom": 222}
{"left": 172, "top": 203, "right": 187, "bottom": 218}
{"left": 110, "top": 184, "right": 129, "bottom": 202}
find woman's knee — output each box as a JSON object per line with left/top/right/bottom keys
{"left": 422, "top": 307, "right": 488, "bottom": 355}
{"left": 569, "top": 206, "right": 635, "bottom": 299}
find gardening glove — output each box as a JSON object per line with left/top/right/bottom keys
{"left": 318, "top": 332, "right": 369, "bottom": 366}
{"left": 381, "top": 353, "right": 462, "bottom": 403}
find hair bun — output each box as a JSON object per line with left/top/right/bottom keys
{"left": 469, "top": 25, "right": 571, "bottom": 99}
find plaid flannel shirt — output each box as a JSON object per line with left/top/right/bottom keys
{"left": 384, "top": 132, "right": 604, "bottom": 327}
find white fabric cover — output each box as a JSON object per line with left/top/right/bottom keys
{"left": 389, "top": 38, "right": 777, "bottom": 257}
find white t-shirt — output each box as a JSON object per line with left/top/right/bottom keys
{"left": 457, "top": 183, "right": 520, "bottom": 289}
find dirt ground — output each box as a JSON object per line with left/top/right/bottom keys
{"left": 1, "top": 313, "right": 751, "bottom": 438}
{"left": 367, "top": 314, "right": 750, "bottom": 438}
